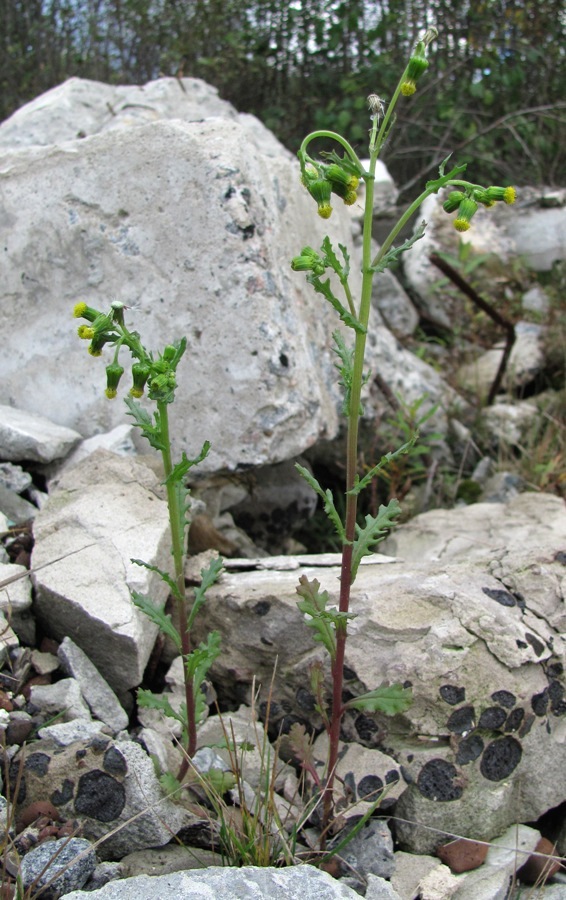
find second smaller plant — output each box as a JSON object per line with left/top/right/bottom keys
{"left": 74, "top": 300, "right": 222, "bottom": 783}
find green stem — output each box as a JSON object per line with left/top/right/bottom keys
{"left": 298, "top": 130, "right": 365, "bottom": 174}
{"left": 157, "top": 399, "right": 197, "bottom": 777}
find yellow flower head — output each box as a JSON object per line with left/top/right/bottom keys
{"left": 73, "top": 302, "right": 100, "bottom": 322}
{"left": 454, "top": 218, "right": 471, "bottom": 232}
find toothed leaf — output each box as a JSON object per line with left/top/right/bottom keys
{"left": 349, "top": 439, "right": 417, "bottom": 496}
{"left": 187, "top": 556, "right": 224, "bottom": 629}
{"left": 351, "top": 499, "right": 401, "bottom": 582}
{"left": 295, "top": 464, "right": 346, "bottom": 542}
{"left": 131, "top": 590, "right": 182, "bottom": 652}
{"left": 371, "top": 221, "right": 427, "bottom": 274}
{"left": 344, "top": 683, "right": 413, "bottom": 715}
{"left": 307, "top": 273, "right": 365, "bottom": 334}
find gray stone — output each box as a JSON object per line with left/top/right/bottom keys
{"left": 120, "top": 844, "right": 224, "bottom": 877}
{"left": 60, "top": 865, "right": 363, "bottom": 899}
{"left": 58, "top": 637, "right": 129, "bottom": 733}
{"left": 0, "top": 612, "right": 20, "bottom": 666}
{"left": 84, "top": 862, "right": 124, "bottom": 891}
{"left": 0, "top": 77, "right": 455, "bottom": 474}
{"left": 0, "top": 462, "right": 32, "bottom": 493}
{"left": 61, "top": 424, "right": 137, "bottom": 472}
{"left": 501, "top": 200, "right": 566, "bottom": 271}
{"left": 227, "top": 459, "right": 317, "bottom": 551}
{"left": 15, "top": 736, "right": 187, "bottom": 861}
{"left": 480, "top": 400, "right": 539, "bottom": 447}
{"left": 0, "top": 562, "right": 33, "bottom": 618}
{"left": 365, "top": 875, "right": 403, "bottom": 900}
{"left": 0, "top": 75, "right": 240, "bottom": 150}
{"left": 31, "top": 649, "right": 60, "bottom": 675}
{"left": 417, "top": 863, "right": 461, "bottom": 899}
{"left": 338, "top": 818, "right": 395, "bottom": 883}
{"left": 30, "top": 678, "right": 92, "bottom": 722}
{"left": 20, "top": 836, "right": 96, "bottom": 898}
{"left": 381, "top": 492, "right": 565, "bottom": 563}
{"left": 480, "top": 471, "right": 523, "bottom": 503}
{"left": 31, "top": 450, "right": 171, "bottom": 694}
{"left": 390, "top": 851, "right": 439, "bottom": 899}
{"left": 372, "top": 266, "right": 419, "bottom": 337}
{"left": 0, "top": 405, "right": 81, "bottom": 463}
{"left": 190, "top": 494, "right": 566, "bottom": 853}
{"left": 0, "top": 483, "right": 39, "bottom": 524}
{"left": 522, "top": 285, "right": 550, "bottom": 315}
{"left": 38, "top": 719, "right": 111, "bottom": 746}
{"left": 456, "top": 321, "right": 546, "bottom": 398}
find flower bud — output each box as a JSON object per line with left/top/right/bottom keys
{"left": 401, "top": 38, "right": 431, "bottom": 96}
{"left": 291, "top": 248, "right": 326, "bottom": 277}
{"left": 162, "top": 345, "right": 177, "bottom": 362}
{"left": 88, "top": 332, "right": 116, "bottom": 356}
{"left": 482, "top": 186, "right": 517, "bottom": 205}
{"left": 130, "top": 363, "right": 151, "bottom": 398}
{"left": 148, "top": 371, "right": 177, "bottom": 403}
{"left": 110, "top": 301, "right": 125, "bottom": 325}
{"left": 400, "top": 80, "right": 417, "bottom": 97}
{"left": 305, "top": 177, "right": 333, "bottom": 219}
{"left": 105, "top": 363, "right": 124, "bottom": 399}
{"left": 77, "top": 325, "right": 95, "bottom": 340}
{"left": 454, "top": 197, "right": 479, "bottom": 232}
{"left": 443, "top": 191, "right": 466, "bottom": 214}
{"left": 73, "top": 302, "right": 100, "bottom": 322}
{"left": 325, "top": 164, "right": 359, "bottom": 198}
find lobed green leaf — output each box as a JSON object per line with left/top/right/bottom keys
{"left": 370, "top": 221, "right": 427, "bottom": 274}
{"left": 131, "top": 589, "right": 182, "bottom": 652}
{"left": 351, "top": 499, "right": 402, "bottom": 582}
{"left": 344, "top": 683, "right": 413, "bottom": 715}
{"left": 307, "top": 273, "right": 366, "bottom": 334}
{"left": 295, "top": 464, "right": 346, "bottom": 542}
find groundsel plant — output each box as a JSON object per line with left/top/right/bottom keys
{"left": 291, "top": 25, "right": 516, "bottom": 835}
{"left": 73, "top": 300, "right": 222, "bottom": 783}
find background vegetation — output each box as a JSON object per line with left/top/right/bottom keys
{"left": 1, "top": 1, "right": 564, "bottom": 197}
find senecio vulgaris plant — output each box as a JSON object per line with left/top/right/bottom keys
{"left": 291, "top": 26, "right": 516, "bottom": 835}
{"left": 73, "top": 300, "right": 222, "bottom": 784}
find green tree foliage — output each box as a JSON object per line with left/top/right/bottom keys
{"left": 1, "top": 1, "right": 564, "bottom": 192}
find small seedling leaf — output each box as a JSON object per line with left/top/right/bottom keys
{"left": 344, "top": 683, "right": 413, "bottom": 715}
{"left": 351, "top": 499, "right": 401, "bottom": 581}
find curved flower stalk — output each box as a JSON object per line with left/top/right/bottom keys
{"left": 73, "top": 300, "right": 222, "bottom": 782}
{"left": 291, "top": 26, "right": 517, "bottom": 839}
